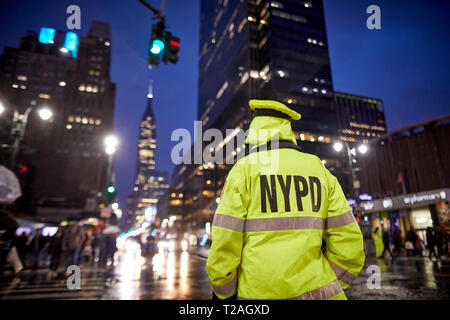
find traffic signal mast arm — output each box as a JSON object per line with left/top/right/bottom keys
{"left": 138, "top": 0, "right": 165, "bottom": 21}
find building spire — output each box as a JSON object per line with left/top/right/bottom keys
{"left": 147, "top": 79, "right": 153, "bottom": 99}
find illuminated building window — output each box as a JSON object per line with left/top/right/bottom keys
{"left": 12, "top": 84, "right": 19, "bottom": 88}
{"left": 237, "top": 18, "right": 247, "bottom": 33}
{"left": 59, "top": 81, "right": 66, "bottom": 87}
{"left": 17, "top": 75, "right": 27, "bottom": 81}
{"left": 271, "top": 1, "right": 283, "bottom": 8}
{"left": 20, "top": 85, "right": 26, "bottom": 90}
{"left": 304, "top": 2, "right": 312, "bottom": 8}
{"left": 216, "top": 81, "right": 229, "bottom": 99}
{"left": 68, "top": 116, "right": 74, "bottom": 122}
{"left": 240, "top": 71, "right": 249, "bottom": 84}
{"left": 78, "top": 84, "right": 85, "bottom": 91}
{"left": 66, "top": 124, "right": 72, "bottom": 130}
{"left": 82, "top": 117, "right": 88, "bottom": 124}
{"left": 272, "top": 10, "right": 306, "bottom": 24}
{"left": 250, "top": 70, "right": 259, "bottom": 79}
{"left": 39, "top": 93, "right": 51, "bottom": 99}
{"left": 95, "top": 119, "right": 101, "bottom": 125}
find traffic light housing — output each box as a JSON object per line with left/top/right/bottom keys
{"left": 162, "top": 31, "right": 180, "bottom": 64}
{"left": 148, "top": 22, "right": 165, "bottom": 66}
{"left": 98, "top": 184, "right": 117, "bottom": 207}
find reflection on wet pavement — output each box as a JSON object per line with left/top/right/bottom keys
{"left": 0, "top": 239, "right": 448, "bottom": 300}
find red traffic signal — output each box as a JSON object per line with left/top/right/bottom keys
{"left": 19, "top": 165, "right": 29, "bottom": 174}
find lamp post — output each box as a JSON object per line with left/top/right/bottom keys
{"left": 104, "top": 134, "right": 118, "bottom": 186}
{"left": 0, "top": 101, "right": 53, "bottom": 170}
{"left": 332, "top": 141, "right": 368, "bottom": 200}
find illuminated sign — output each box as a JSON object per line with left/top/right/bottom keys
{"left": 144, "top": 205, "right": 157, "bottom": 223}
{"left": 64, "top": 32, "right": 79, "bottom": 58}
{"left": 403, "top": 191, "right": 447, "bottom": 205}
{"left": 348, "top": 198, "right": 356, "bottom": 206}
{"left": 359, "top": 193, "right": 373, "bottom": 201}
{"left": 382, "top": 198, "right": 393, "bottom": 208}
{"left": 39, "top": 27, "right": 56, "bottom": 44}
{"left": 361, "top": 202, "right": 374, "bottom": 210}
{"left": 359, "top": 189, "right": 450, "bottom": 213}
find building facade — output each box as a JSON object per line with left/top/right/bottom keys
{"left": 356, "top": 114, "right": 450, "bottom": 242}
{"left": 334, "top": 91, "right": 386, "bottom": 144}
{"left": 0, "top": 21, "right": 116, "bottom": 222}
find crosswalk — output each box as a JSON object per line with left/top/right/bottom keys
{"left": 0, "top": 267, "right": 115, "bottom": 300}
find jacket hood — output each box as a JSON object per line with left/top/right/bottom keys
{"left": 245, "top": 116, "right": 297, "bottom": 146}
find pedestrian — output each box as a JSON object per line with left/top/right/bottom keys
{"left": 436, "top": 225, "right": 448, "bottom": 258}
{"left": 381, "top": 230, "right": 394, "bottom": 259}
{"left": 28, "top": 228, "right": 47, "bottom": 269}
{"left": 426, "top": 227, "right": 438, "bottom": 260}
{"left": 406, "top": 227, "right": 418, "bottom": 256}
{"left": 62, "top": 224, "right": 85, "bottom": 268}
{"left": 13, "top": 231, "right": 28, "bottom": 263}
{"left": 0, "top": 206, "right": 19, "bottom": 274}
{"left": 81, "top": 230, "right": 94, "bottom": 264}
{"left": 372, "top": 226, "right": 384, "bottom": 258}
{"left": 393, "top": 230, "right": 402, "bottom": 255}
{"left": 48, "top": 228, "right": 64, "bottom": 279}
{"left": 102, "top": 217, "right": 120, "bottom": 266}
{"left": 206, "top": 100, "right": 365, "bottom": 300}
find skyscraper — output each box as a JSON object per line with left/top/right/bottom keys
{"left": 198, "top": 0, "right": 336, "bottom": 158}
{"left": 168, "top": 0, "right": 386, "bottom": 237}
{"left": 0, "top": 21, "right": 116, "bottom": 222}
{"left": 125, "top": 81, "right": 169, "bottom": 229}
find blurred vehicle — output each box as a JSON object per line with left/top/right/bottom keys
{"left": 157, "top": 239, "right": 189, "bottom": 253}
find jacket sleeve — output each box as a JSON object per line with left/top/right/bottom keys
{"left": 322, "top": 169, "right": 365, "bottom": 290}
{"left": 206, "top": 165, "right": 248, "bottom": 299}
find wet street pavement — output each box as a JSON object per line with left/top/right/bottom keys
{"left": 0, "top": 239, "right": 449, "bottom": 300}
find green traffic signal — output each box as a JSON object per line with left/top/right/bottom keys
{"left": 150, "top": 39, "right": 165, "bottom": 54}
{"left": 107, "top": 185, "right": 116, "bottom": 193}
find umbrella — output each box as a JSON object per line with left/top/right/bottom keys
{"left": 0, "top": 165, "right": 22, "bottom": 204}
{"left": 102, "top": 225, "right": 121, "bottom": 235}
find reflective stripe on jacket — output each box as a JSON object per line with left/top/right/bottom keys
{"left": 206, "top": 115, "right": 365, "bottom": 300}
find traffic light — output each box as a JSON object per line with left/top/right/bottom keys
{"left": 16, "top": 163, "right": 35, "bottom": 213}
{"left": 98, "top": 184, "right": 117, "bottom": 207}
{"left": 148, "top": 21, "right": 165, "bottom": 66}
{"left": 107, "top": 184, "right": 116, "bottom": 194}
{"left": 162, "top": 31, "right": 180, "bottom": 64}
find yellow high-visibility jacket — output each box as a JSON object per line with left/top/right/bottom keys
{"left": 372, "top": 228, "right": 384, "bottom": 258}
{"left": 206, "top": 113, "right": 365, "bottom": 300}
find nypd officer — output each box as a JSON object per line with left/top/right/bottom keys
{"left": 206, "top": 100, "right": 365, "bottom": 300}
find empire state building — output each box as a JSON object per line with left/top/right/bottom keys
{"left": 126, "top": 81, "right": 169, "bottom": 226}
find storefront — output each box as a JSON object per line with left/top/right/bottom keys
{"left": 357, "top": 188, "right": 449, "bottom": 244}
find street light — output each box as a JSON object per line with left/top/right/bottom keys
{"left": 358, "top": 144, "right": 368, "bottom": 154}
{"left": 38, "top": 107, "right": 53, "bottom": 120}
{"left": 104, "top": 134, "right": 118, "bottom": 155}
{"left": 103, "top": 134, "right": 118, "bottom": 208}
{"left": 333, "top": 142, "right": 343, "bottom": 152}
{"left": 332, "top": 140, "right": 369, "bottom": 199}
{"left": 0, "top": 101, "right": 53, "bottom": 169}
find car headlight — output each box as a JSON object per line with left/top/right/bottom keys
{"left": 168, "top": 240, "right": 175, "bottom": 251}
